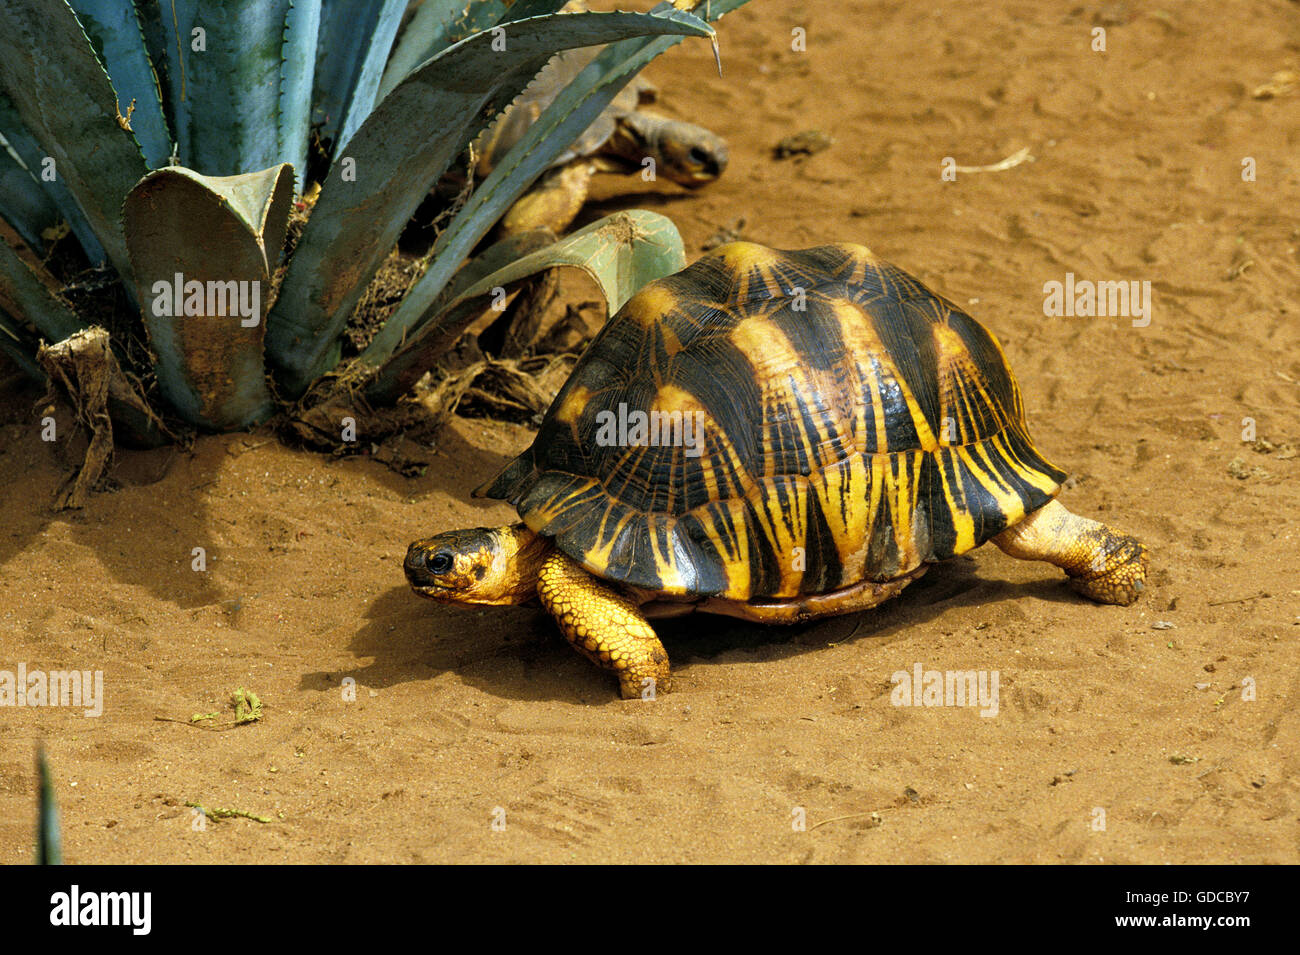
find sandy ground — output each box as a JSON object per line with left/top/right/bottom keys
{"left": 2, "top": 0, "right": 1299, "bottom": 864}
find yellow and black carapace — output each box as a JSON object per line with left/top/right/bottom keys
{"left": 406, "top": 243, "right": 1148, "bottom": 699}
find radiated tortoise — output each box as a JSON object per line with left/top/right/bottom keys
{"left": 405, "top": 242, "right": 1148, "bottom": 699}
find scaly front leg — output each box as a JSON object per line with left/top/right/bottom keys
{"left": 537, "top": 551, "right": 671, "bottom": 699}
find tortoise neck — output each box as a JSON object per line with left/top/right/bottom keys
{"left": 496, "top": 523, "right": 554, "bottom": 601}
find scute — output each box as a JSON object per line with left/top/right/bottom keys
{"left": 478, "top": 243, "right": 1066, "bottom": 600}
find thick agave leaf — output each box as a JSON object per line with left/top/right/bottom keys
{"left": 357, "top": 0, "right": 744, "bottom": 372}
{"left": 0, "top": 310, "right": 47, "bottom": 382}
{"left": 0, "top": 91, "right": 109, "bottom": 267}
{"left": 36, "top": 747, "right": 62, "bottom": 866}
{"left": 313, "top": 0, "right": 407, "bottom": 157}
{"left": 157, "top": 0, "right": 321, "bottom": 180}
{"left": 266, "top": 7, "right": 713, "bottom": 399}
{"left": 0, "top": 147, "right": 61, "bottom": 251}
{"left": 122, "top": 164, "right": 294, "bottom": 429}
{"left": 67, "top": 0, "right": 172, "bottom": 169}
{"left": 0, "top": 0, "right": 147, "bottom": 284}
{"left": 426, "top": 229, "right": 558, "bottom": 322}
{"left": 377, "top": 0, "right": 565, "bottom": 102}
{"left": 0, "top": 233, "right": 84, "bottom": 344}
{"left": 366, "top": 210, "right": 686, "bottom": 402}
{"left": 280, "top": 0, "right": 323, "bottom": 190}
{"left": 131, "top": 1, "right": 173, "bottom": 122}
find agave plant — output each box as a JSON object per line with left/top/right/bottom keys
{"left": 0, "top": 0, "right": 750, "bottom": 490}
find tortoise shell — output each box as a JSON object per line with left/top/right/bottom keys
{"left": 475, "top": 46, "right": 651, "bottom": 178}
{"left": 479, "top": 242, "right": 1067, "bottom": 601}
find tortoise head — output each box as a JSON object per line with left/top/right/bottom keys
{"left": 404, "top": 524, "right": 550, "bottom": 606}
{"left": 612, "top": 112, "right": 729, "bottom": 187}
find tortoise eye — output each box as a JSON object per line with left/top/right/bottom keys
{"left": 428, "top": 551, "right": 453, "bottom": 575}
{"left": 688, "top": 146, "right": 711, "bottom": 166}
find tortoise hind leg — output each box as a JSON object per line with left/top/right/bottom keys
{"left": 537, "top": 551, "right": 671, "bottom": 699}
{"left": 993, "top": 499, "right": 1148, "bottom": 606}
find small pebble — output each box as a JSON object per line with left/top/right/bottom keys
{"left": 773, "top": 129, "right": 834, "bottom": 158}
